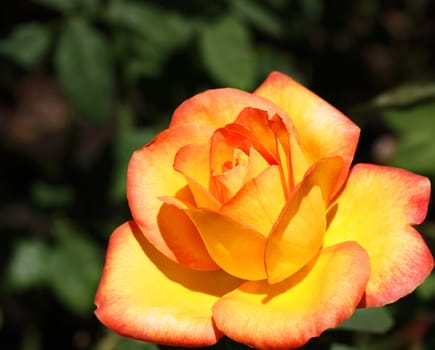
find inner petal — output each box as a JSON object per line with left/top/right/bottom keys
{"left": 174, "top": 143, "right": 221, "bottom": 210}
{"left": 220, "top": 165, "right": 285, "bottom": 236}
{"left": 185, "top": 209, "right": 268, "bottom": 280}
{"left": 214, "top": 147, "right": 270, "bottom": 203}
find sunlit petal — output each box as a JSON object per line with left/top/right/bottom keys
{"left": 324, "top": 164, "right": 433, "bottom": 306}
{"left": 213, "top": 242, "right": 370, "bottom": 350}
{"left": 95, "top": 222, "right": 241, "bottom": 347}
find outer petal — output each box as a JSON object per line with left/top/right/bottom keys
{"left": 127, "top": 123, "right": 216, "bottom": 269}
{"left": 170, "top": 88, "right": 295, "bottom": 132}
{"left": 254, "top": 72, "right": 360, "bottom": 196}
{"left": 212, "top": 242, "right": 371, "bottom": 350}
{"left": 324, "top": 163, "right": 433, "bottom": 306}
{"left": 95, "top": 222, "right": 241, "bottom": 347}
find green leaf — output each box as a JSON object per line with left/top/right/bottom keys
{"left": 330, "top": 344, "right": 357, "bottom": 350}
{"left": 381, "top": 102, "right": 435, "bottom": 174}
{"left": 104, "top": 1, "right": 192, "bottom": 83}
{"left": 31, "top": 181, "right": 73, "bottom": 208}
{"left": 299, "top": 0, "right": 324, "bottom": 20}
{"left": 95, "top": 332, "right": 159, "bottom": 350}
{"left": 33, "top": 0, "right": 76, "bottom": 13}
{"left": 55, "top": 18, "right": 114, "bottom": 123}
{"left": 231, "top": 0, "right": 283, "bottom": 37}
{"left": 370, "top": 83, "right": 435, "bottom": 109}
{"left": 337, "top": 307, "right": 394, "bottom": 334}
{"left": 114, "top": 31, "right": 166, "bottom": 82}
{"left": 416, "top": 273, "right": 435, "bottom": 300}
{"left": 199, "top": 16, "right": 257, "bottom": 89}
{"left": 6, "top": 240, "right": 50, "bottom": 291}
{"left": 104, "top": 1, "right": 192, "bottom": 50}
{"left": 117, "top": 337, "right": 159, "bottom": 350}
{"left": 0, "top": 23, "right": 50, "bottom": 68}
{"left": 47, "top": 219, "right": 102, "bottom": 315}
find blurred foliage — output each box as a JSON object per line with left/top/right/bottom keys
{"left": 0, "top": 0, "right": 434, "bottom": 349}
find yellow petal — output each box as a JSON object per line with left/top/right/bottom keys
{"left": 324, "top": 163, "right": 433, "bottom": 306}
{"left": 95, "top": 222, "right": 241, "bottom": 347}
{"left": 265, "top": 182, "right": 325, "bottom": 284}
{"left": 212, "top": 242, "right": 370, "bottom": 350}
{"left": 185, "top": 209, "right": 267, "bottom": 280}
{"left": 220, "top": 165, "right": 285, "bottom": 236}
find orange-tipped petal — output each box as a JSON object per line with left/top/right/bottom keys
{"left": 324, "top": 163, "right": 433, "bottom": 306}
{"left": 185, "top": 209, "right": 267, "bottom": 280}
{"left": 220, "top": 165, "right": 285, "bottom": 236}
{"left": 254, "top": 72, "right": 360, "bottom": 195}
{"left": 95, "top": 222, "right": 241, "bottom": 347}
{"left": 212, "top": 241, "right": 370, "bottom": 350}
{"left": 170, "top": 88, "right": 292, "bottom": 131}
{"left": 127, "top": 124, "right": 216, "bottom": 269}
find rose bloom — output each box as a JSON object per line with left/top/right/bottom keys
{"left": 95, "top": 72, "right": 433, "bottom": 349}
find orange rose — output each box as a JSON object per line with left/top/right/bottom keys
{"left": 94, "top": 72, "right": 433, "bottom": 349}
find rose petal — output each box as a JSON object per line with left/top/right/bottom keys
{"left": 214, "top": 147, "right": 270, "bottom": 203}
{"left": 265, "top": 157, "right": 342, "bottom": 283}
{"left": 185, "top": 209, "right": 268, "bottom": 280}
{"left": 265, "top": 182, "right": 325, "bottom": 284}
{"left": 220, "top": 165, "right": 286, "bottom": 236}
{"left": 173, "top": 143, "right": 212, "bottom": 193}
{"left": 95, "top": 222, "right": 241, "bottom": 347}
{"left": 324, "top": 163, "right": 433, "bottom": 306}
{"left": 254, "top": 72, "right": 360, "bottom": 196}
{"left": 212, "top": 241, "right": 370, "bottom": 350}
{"left": 234, "top": 107, "right": 282, "bottom": 162}
{"left": 128, "top": 124, "right": 216, "bottom": 269}
{"left": 170, "top": 88, "right": 294, "bottom": 131}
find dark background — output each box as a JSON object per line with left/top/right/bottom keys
{"left": 1, "top": 0, "right": 435, "bottom": 349}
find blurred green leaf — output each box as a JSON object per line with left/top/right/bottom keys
{"left": 0, "top": 23, "right": 50, "bottom": 68}
{"left": 33, "top": 0, "right": 76, "bottom": 13}
{"left": 299, "top": 0, "right": 324, "bottom": 20}
{"left": 55, "top": 18, "right": 114, "bottom": 123}
{"left": 337, "top": 307, "right": 394, "bottom": 334}
{"left": 96, "top": 332, "right": 159, "bottom": 350}
{"left": 6, "top": 240, "right": 50, "bottom": 291}
{"left": 330, "top": 344, "right": 357, "bottom": 350}
{"left": 231, "top": 0, "right": 283, "bottom": 37}
{"left": 104, "top": 1, "right": 192, "bottom": 83}
{"left": 110, "top": 105, "right": 161, "bottom": 202}
{"left": 199, "top": 16, "right": 257, "bottom": 89}
{"left": 114, "top": 31, "right": 166, "bottom": 82}
{"left": 116, "top": 338, "right": 159, "bottom": 350}
{"left": 381, "top": 102, "right": 435, "bottom": 174}
{"left": 104, "top": 1, "right": 192, "bottom": 50}
{"left": 416, "top": 273, "right": 435, "bottom": 301}
{"left": 371, "top": 83, "right": 435, "bottom": 109}
{"left": 31, "top": 181, "right": 73, "bottom": 208}
{"left": 47, "top": 219, "right": 102, "bottom": 315}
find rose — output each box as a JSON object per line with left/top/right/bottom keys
{"left": 94, "top": 72, "right": 433, "bottom": 349}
